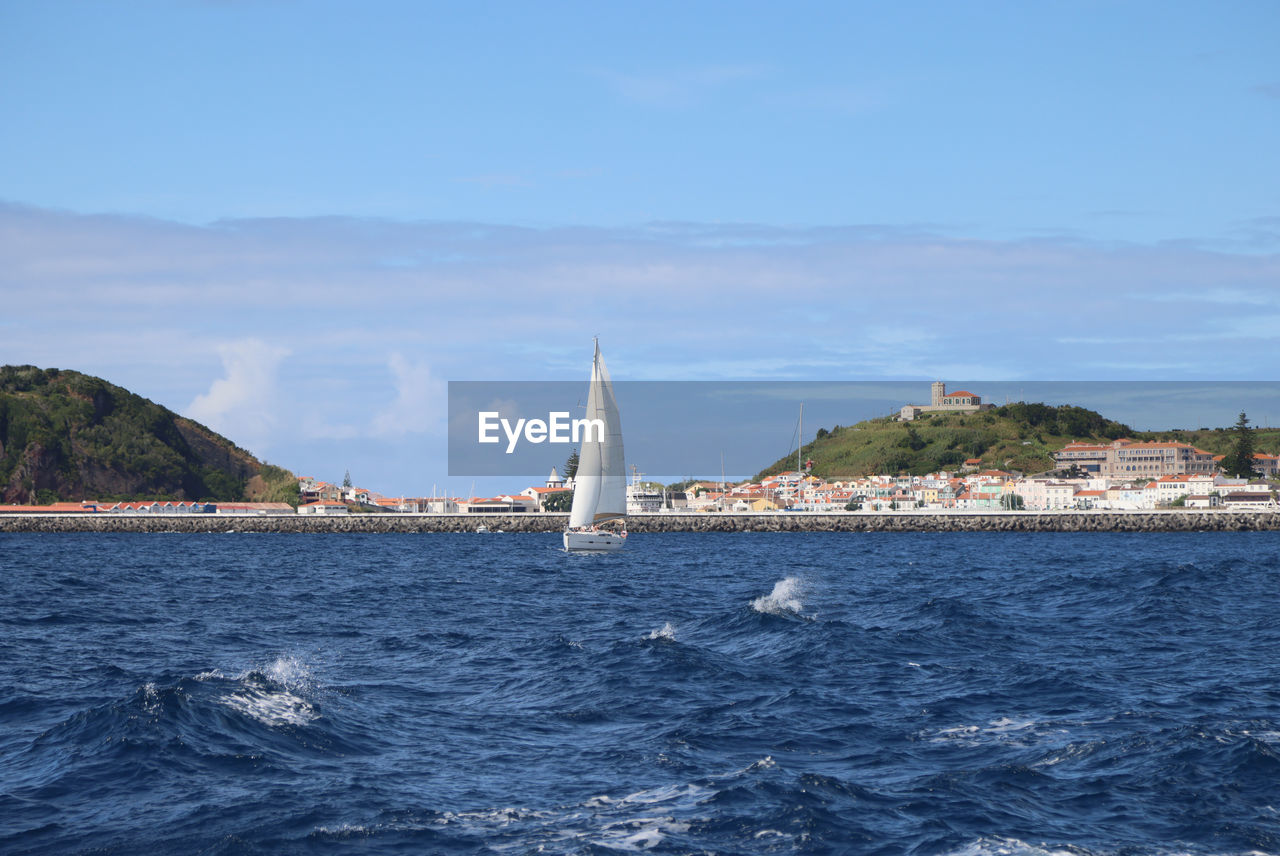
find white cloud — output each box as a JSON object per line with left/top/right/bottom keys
{"left": 186, "top": 339, "right": 291, "bottom": 453}
{"left": 371, "top": 354, "right": 446, "bottom": 437}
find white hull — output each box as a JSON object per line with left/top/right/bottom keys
{"left": 563, "top": 529, "right": 626, "bottom": 552}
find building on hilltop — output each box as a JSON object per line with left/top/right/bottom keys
{"left": 899, "top": 381, "right": 994, "bottom": 421}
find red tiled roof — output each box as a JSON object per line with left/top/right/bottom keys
{"left": 0, "top": 503, "right": 99, "bottom": 513}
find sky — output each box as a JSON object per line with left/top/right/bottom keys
{"left": 2, "top": 1, "right": 1278, "bottom": 494}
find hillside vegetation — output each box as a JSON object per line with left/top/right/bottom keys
{"left": 753, "top": 402, "right": 1280, "bottom": 481}
{"left": 0, "top": 365, "right": 298, "bottom": 504}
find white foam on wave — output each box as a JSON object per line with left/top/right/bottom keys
{"left": 314, "top": 822, "right": 373, "bottom": 837}
{"left": 439, "top": 807, "right": 548, "bottom": 826}
{"left": 422, "top": 781, "right": 714, "bottom": 852}
{"left": 924, "top": 716, "right": 1061, "bottom": 747}
{"left": 258, "top": 654, "right": 314, "bottom": 690}
{"left": 646, "top": 622, "right": 677, "bottom": 641}
{"left": 946, "top": 838, "right": 1274, "bottom": 856}
{"left": 318, "top": 756, "right": 792, "bottom": 852}
{"left": 944, "top": 837, "right": 1088, "bottom": 856}
{"left": 583, "top": 786, "right": 701, "bottom": 851}
{"left": 224, "top": 685, "right": 318, "bottom": 727}
{"left": 751, "top": 577, "right": 806, "bottom": 617}
{"left": 592, "top": 814, "right": 692, "bottom": 851}
{"left": 139, "top": 682, "right": 162, "bottom": 713}
{"left": 222, "top": 654, "right": 320, "bottom": 727}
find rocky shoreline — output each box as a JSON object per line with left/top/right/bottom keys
{"left": 2, "top": 510, "right": 1279, "bottom": 533}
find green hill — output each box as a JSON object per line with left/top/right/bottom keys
{"left": 752, "top": 402, "right": 1280, "bottom": 481}
{"left": 0, "top": 365, "right": 298, "bottom": 505}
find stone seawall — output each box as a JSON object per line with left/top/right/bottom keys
{"left": 2, "top": 511, "right": 1279, "bottom": 533}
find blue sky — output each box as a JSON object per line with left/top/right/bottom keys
{"left": 2, "top": 1, "right": 1278, "bottom": 493}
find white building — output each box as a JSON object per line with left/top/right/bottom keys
{"left": 298, "top": 501, "right": 349, "bottom": 515}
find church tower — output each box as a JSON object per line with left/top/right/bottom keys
{"left": 931, "top": 381, "right": 946, "bottom": 407}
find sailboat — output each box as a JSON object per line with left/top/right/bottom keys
{"left": 563, "top": 339, "right": 627, "bottom": 552}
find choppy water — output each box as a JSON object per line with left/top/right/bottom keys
{"left": 2, "top": 531, "right": 1279, "bottom": 855}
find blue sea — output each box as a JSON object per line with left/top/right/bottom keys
{"left": 2, "top": 531, "right": 1279, "bottom": 855}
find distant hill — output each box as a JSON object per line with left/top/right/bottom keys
{"left": 0, "top": 365, "right": 297, "bottom": 505}
{"left": 752, "top": 401, "right": 1280, "bottom": 481}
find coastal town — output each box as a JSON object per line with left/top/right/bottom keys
{"left": 3, "top": 382, "right": 1276, "bottom": 517}
{"left": 281, "top": 381, "right": 1280, "bottom": 516}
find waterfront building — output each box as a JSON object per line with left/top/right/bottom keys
{"left": 465, "top": 495, "right": 537, "bottom": 513}
{"left": 1154, "top": 473, "right": 1217, "bottom": 505}
{"left": 422, "top": 498, "right": 461, "bottom": 514}
{"left": 1073, "top": 489, "right": 1106, "bottom": 509}
{"left": 1013, "top": 478, "right": 1084, "bottom": 510}
{"left": 298, "top": 501, "right": 349, "bottom": 515}
{"left": 1221, "top": 491, "right": 1277, "bottom": 509}
{"left": 522, "top": 485, "right": 572, "bottom": 511}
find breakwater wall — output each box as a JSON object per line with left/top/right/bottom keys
{"left": 2, "top": 511, "right": 1279, "bottom": 533}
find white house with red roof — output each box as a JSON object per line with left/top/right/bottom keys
{"left": 1103, "top": 484, "right": 1152, "bottom": 509}
{"left": 521, "top": 485, "right": 572, "bottom": 510}
{"left": 1154, "top": 473, "right": 1216, "bottom": 505}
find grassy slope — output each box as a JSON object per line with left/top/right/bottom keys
{"left": 752, "top": 403, "right": 1279, "bottom": 482}
{"left": 0, "top": 365, "right": 298, "bottom": 504}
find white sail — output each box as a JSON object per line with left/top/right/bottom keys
{"left": 567, "top": 351, "right": 602, "bottom": 530}
{"left": 567, "top": 341, "right": 625, "bottom": 528}
{"left": 593, "top": 348, "right": 626, "bottom": 521}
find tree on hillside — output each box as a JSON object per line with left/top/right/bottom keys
{"left": 343, "top": 469, "right": 352, "bottom": 489}
{"left": 1224, "top": 411, "right": 1260, "bottom": 478}
{"left": 564, "top": 448, "right": 579, "bottom": 480}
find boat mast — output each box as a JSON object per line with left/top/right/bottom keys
{"left": 798, "top": 403, "right": 803, "bottom": 478}
{"left": 720, "top": 451, "right": 726, "bottom": 512}
{"left": 797, "top": 403, "right": 804, "bottom": 508}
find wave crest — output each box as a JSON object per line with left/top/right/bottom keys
{"left": 646, "top": 622, "right": 677, "bottom": 641}
{"left": 751, "top": 577, "right": 806, "bottom": 617}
